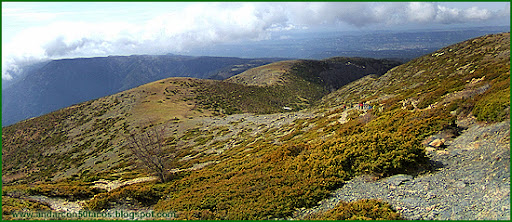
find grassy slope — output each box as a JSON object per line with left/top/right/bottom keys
{"left": 2, "top": 33, "right": 509, "bottom": 220}
{"left": 2, "top": 77, "right": 213, "bottom": 183}
{"left": 323, "top": 33, "right": 510, "bottom": 122}
{"left": 225, "top": 60, "right": 298, "bottom": 86}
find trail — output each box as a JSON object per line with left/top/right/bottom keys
{"left": 92, "top": 176, "right": 158, "bottom": 192}
{"left": 25, "top": 195, "right": 83, "bottom": 212}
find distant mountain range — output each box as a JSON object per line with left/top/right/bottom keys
{"left": 2, "top": 55, "right": 283, "bottom": 126}
{"left": 188, "top": 26, "right": 511, "bottom": 60}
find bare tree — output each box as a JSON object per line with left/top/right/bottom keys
{"left": 127, "top": 125, "right": 174, "bottom": 183}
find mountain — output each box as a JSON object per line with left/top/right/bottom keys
{"left": 1, "top": 55, "right": 283, "bottom": 126}
{"left": 2, "top": 33, "right": 509, "bottom": 220}
{"left": 2, "top": 56, "right": 400, "bottom": 183}
{"left": 199, "top": 57, "right": 401, "bottom": 114}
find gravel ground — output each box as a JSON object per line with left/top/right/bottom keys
{"left": 25, "top": 195, "right": 83, "bottom": 212}
{"left": 293, "top": 120, "right": 510, "bottom": 220}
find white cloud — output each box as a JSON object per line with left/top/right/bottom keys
{"left": 464, "top": 7, "right": 492, "bottom": 20}
{"left": 407, "top": 2, "right": 437, "bottom": 23}
{"left": 435, "top": 5, "right": 496, "bottom": 24}
{"left": 2, "top": 2, "right": 509, "bottom": 80}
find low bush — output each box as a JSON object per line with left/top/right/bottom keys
{"left": 150, "top": 106, "right": 455, "bottom": 219}
{"left": 2, "top": 197, "right": 51, "bottom": 219}
{"left": 306, "top": 199, "right": 402, "bottom": 220}
{"left": 85, "top": 182, "right": 164, "bottom": 211}
{"left": 473, "top": 86, "right": 510, "bottom": 122}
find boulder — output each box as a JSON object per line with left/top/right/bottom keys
{"left": 429, "top": 138, "right": 446, "bottom": 148}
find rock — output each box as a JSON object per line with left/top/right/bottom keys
{"left": 422, "top": 136, "right": 435, "bottom": 146}
{"left": 469, "top": 76, "right": 485, "bottom": 85}
{"left": 27, "top": 195, "right": 83, "bottom": 212}
{"left": 456, "top": 116, "right": 476, "bottom": 128}
{"left": 436, "top": 150, "right": 449, "bottom": 155}
{"left": 429, "top": 138, "right": 446, "bottom": 147}
{"left": 426, "top": 192, "right": 437, "bottom": 199}
{"left": 386, "top": 174, "right": 413, "bottom": 186}
{"left": 426, "top": 205, "right": 437, "bottom": 211}
{"left": 454, "top": 181, "right": 467, "bottom": 188}
{"left": 425, "top": 147, "right": 436, "bottom": 153}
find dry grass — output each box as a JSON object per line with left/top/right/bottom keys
{"left": 127, "top": 78, "right": 215, "bottom": 125}
{"left": 225, "top": 60, "right": 298, "bottom": 86}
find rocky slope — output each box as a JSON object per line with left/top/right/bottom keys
{"left": 294, "top": 119, "right": 510, "bottom": 220}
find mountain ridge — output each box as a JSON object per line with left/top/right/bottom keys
{"left": 2, "top": 55, "right": 284, "bottom": 126}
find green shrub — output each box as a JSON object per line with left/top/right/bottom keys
{"left": 85, "top": 182, "right": 163, "bottom": 211}
{"left": 193, "top": 77, "right": 325, "bottom": 115}
{"left": 307, "top": 199, "right": 403, "bottom": 220}
{"left": 417, "top": 88, "right": 447, "bottom": 109}
{"left": 2, "top": 197, "right": 52, "bottom": 219}
{"left": 151, "top": 107, "right": 449, "bottom": 219}
{"left": 473, "top": 88, "right": 510, "bottom": 122}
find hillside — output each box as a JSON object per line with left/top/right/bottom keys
{"left": 227, "top": 57, "right": 400, "bottom": 90}
{"left": 2, "top": 33, "right": 510, "bottom": 220}
{"left": 1, "top": 55, "right": 283, "bottom": 126}
{"left": 198, "top": 57, "right": 400, "bottom": 114}
{"left": 2, "top": 56, "right": 399, "bottom": 184}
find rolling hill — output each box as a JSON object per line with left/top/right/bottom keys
{"left": 1, "top": 55, "right": 283, "bottom": 126}
{"left": 2, "top": 33, "right": 509, "bottom": 220}
{"left": 2, "top": 56, "right": 399, "bottom": 183}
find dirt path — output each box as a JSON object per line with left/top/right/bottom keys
{"left": 92, "top": 176, "right": 158, "bottom": 192}
{"left": 26, "top": 195, "right": 83, "bottom": 212}
{"left": 23, "top": 176, "right": 159, "bottom": 213}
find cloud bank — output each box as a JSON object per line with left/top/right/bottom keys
{"left": 2, "top": 2, "right": 509, "bottom": 80}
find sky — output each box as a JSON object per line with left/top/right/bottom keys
{"left": 2, "top": 2, "right": 510, "bottom": 81}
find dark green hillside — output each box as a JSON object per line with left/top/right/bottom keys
{"left": 289, "top": 57, "right": 401, "bottom": 92}
{"left": 194, "top": 79, "right": 324, "bottom": 115}
{"left": 200, "top": 57, "right": 401, "bottom": 115}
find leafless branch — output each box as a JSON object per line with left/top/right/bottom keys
{"left": 126, "top": 123, "right": 175, "bottom": 183}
